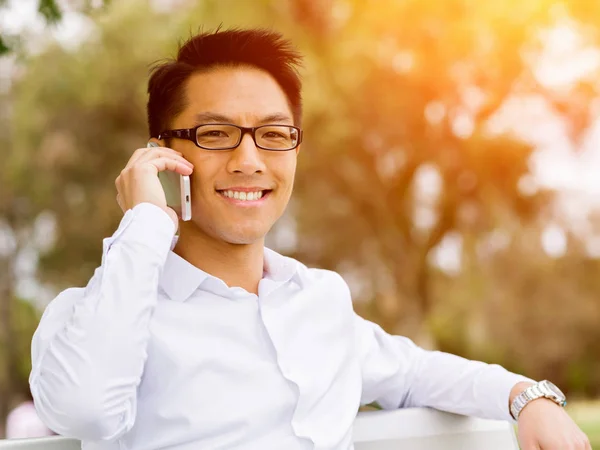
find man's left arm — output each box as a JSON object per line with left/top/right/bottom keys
{"left": 355, "top": 314, "right": 590, "bottom": 449}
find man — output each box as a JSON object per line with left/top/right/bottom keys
{"left": 29, "top": 29, "right": 589, "bottom": 450}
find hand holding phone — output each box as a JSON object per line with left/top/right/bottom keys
{"left": 115, "top": 143, "right": 192, "bottom": 229}
{"left": 147, "top": 142, "right": 192, "bottom": 221}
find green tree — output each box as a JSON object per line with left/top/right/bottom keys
{"left": 0, "top": 0, "right": 110, "bottom": 55}
{"left": 286, "top": 0, "right": 599, "bottom": 345}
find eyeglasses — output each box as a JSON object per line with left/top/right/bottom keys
{"left": 158, "top": 124, "right": 303, "bottom": 151}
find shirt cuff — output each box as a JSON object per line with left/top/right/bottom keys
{"left": 102, "top": 203, "right": 176, "bottom": 263}
{"left": 487, "top": 368, "right": 536, "bottom": 423}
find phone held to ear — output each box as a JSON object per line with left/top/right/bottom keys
{"left": 147, "top": 142, "right": 192, "bottom": 221}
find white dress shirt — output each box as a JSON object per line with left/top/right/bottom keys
{"left": 30, "top": 203, "right": 529, "bottom": 450}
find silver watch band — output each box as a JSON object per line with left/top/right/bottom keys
{"left": 510, "top": 380, "right": 567, "bottom": 420}
{"left": 511, "top": 383, "right": 543, "bottom": 420}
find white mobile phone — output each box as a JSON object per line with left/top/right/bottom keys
{"left": 147, "top": 142, "right": 192, "bottom": 221}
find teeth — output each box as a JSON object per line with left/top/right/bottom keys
{"left": 220, "top": 190, "right": 265, "bottom": 201}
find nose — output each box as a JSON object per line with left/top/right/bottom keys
{"left": 226, "top": 132, "right": 266, "bottom": 175}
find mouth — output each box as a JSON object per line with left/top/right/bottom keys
{"left": 216, "top": 188, "right": 273, "bottom": 203}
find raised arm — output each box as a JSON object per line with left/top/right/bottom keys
{"left": 30, "top": 203, "right": 175, "bottom": 440}
{"left": 30, "top": 143, "right": 193, "bottom": 440}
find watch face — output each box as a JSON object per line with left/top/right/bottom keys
{"left": 544, "top": 381, "right": 566, "bottom": 400}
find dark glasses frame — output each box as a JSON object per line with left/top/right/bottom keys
{"left": 158, "top": 124, "right": 303, "bottom": 151}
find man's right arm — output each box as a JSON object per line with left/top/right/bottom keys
{"left": 29, "top": 203, "right": 175, "bottom": 441}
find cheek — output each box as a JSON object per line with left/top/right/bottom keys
{"left": 188, "top": 156, "right": 224, "bottom": 194}
{"left": 272, "top": 156, "right": 297, "bottom": 187}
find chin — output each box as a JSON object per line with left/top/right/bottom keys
{"left": 226, "top": 221, "right": 273, "bottom": 244}
{"left": 220, "top": 232, "right": 266, "bottom": 246}
{"left": 188, "top": 213, "right": 273, "bottom": 246}
{"left": 203, "top": 222, "right": 269, "bottom": 246}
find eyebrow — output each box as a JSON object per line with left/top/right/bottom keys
{"left": 193, "top": 112, "right": 293, "bottom": 126}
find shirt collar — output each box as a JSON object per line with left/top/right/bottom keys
{"left": 159, "top": 243, "right": 301, "bottom": 302}
{"left": 263, "top": 247, "right": 299, "bottom": 283}
{"left": 159, "top": 249, "right": 209, "bottom": 302}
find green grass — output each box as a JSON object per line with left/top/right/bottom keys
{"left": 568, "top": 400, "right": 600, "bottom": 448}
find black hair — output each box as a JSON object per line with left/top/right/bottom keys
{"left": 147, "top": 28, "right": 303, "bottom": 138}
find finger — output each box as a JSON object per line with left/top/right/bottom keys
{"left": 134, "top": 147, "right": 184, "bottom": 165}
{"left": 136, "top": 149, "right": 193, "bottom": 169}
{"left": 125, "top": 147, "right": 153, "bottom": 169}
{"left": 582, "top": 436, "right": 592, "bottom": 450}
{"left": 146, "top": 156, "right": 194, "bottom": 175}
{"left": 134, "top": 151, "right": 194, "bottom": 173}
{"left": 127, "top": 146, "right": 183, "bottom": 169}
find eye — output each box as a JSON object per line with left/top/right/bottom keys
{"left": 264, "top": 131, "right": 287, "bottom": 139}
{"left": 199, "top": 130, "right": 229, "bottom": 137}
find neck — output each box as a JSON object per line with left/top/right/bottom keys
{"left": 173, "top": 221, "right": 265, "bottom": 295}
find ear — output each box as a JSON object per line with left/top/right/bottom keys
{"left": 295, "top": 144, "right": 301, "bottom": 155}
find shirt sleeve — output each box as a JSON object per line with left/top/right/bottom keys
{"left": 355, "top": 313, "right": 533, "bottom": 422}
{"left": 29, "top": 203, "right": 175, "bottom": 441}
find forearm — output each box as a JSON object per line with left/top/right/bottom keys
{"left": 30, "top": 203, "right": 175, "bottom": 440}
{"left": 401, "top": 348, "right": 535, "bottom": 421}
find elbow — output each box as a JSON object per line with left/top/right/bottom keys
{"left": 31, "top": 377, "right": 134, "bottom": 441}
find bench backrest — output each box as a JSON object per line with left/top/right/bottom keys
{"left": 0, "top": 408, "right": 519, "bottom": 449}
{"left": 0, "top": 437, "right": 79, "bottom": 449}
{"left": 353, "top": 408, "right": 519, "bottom": 450}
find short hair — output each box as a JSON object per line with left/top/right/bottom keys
{"left": 147, "top": 28, "right": 303, "bottom": 138}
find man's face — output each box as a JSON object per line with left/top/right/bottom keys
{"left": 168, "top": 66, "right": 299, "bottom": 245}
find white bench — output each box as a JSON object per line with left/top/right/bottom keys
{"left": 0, "top": 437, "right": 79, "bottom": 449}
{"left": 353, "top": 408, "right": 519, "bottom": 449}
{"left": 0, "top": 408, "right": 519, "bottom": 449}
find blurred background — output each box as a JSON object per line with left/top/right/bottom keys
{"left": 0, "top": 0, "right": 599, "bottom": 442}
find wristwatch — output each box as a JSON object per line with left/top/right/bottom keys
{"left": 510, "top": 380, "right": 567, "bottom": 420}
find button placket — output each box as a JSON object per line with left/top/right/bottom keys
{"left": 258, "top": 292, "right": 295, "bottom": 383}
{"left": 257, "top": 281, "right": 319, "bottom": 447}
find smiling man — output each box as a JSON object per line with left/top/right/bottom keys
{"left": 29, "top": 29, "right": 589, "bottom": 450}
